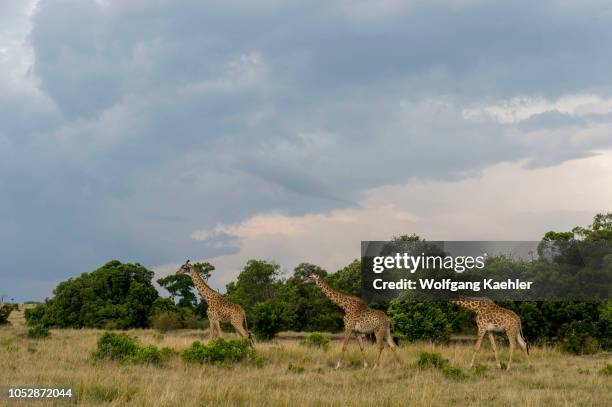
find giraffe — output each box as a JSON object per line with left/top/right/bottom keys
{"left": 451, "top": 297, "right": 529, "bottom": 369}
{"left": 176, "top": 260, "right": 252, "bottom": 344}
{"left": 302, "top": 273, "right": 400, "bottom": 368}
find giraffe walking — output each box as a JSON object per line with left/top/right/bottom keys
{"left": 451, "top": 298, "right": 529, "bottom": 369}
{"left": 176, "top": 260, "right": 253, "bottom": 344}
{"left": 302, "top": 273, "right": 400, "bottom": 368}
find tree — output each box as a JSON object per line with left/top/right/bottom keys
{"left": 226, "top": 260, "right": 281, "bottom": 309}
{"left": 277, "top": 263, "right": 344, "bottom": 332}
{"left": 0, "top": 304, "right": 13, "bottom": 325}
{"left": 25, "top": 260, "right": 159, "bottom": 329}
{"left": 157, "top": 261, "right": 214, "bottom": 309}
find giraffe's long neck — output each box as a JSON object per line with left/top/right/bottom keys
{"left": 189, "top": 270, "right": 221, "bottom": 303}
{"left": 315, "top": 278, "right": 358, "bottom": 310}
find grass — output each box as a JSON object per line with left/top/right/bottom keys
{"left": 1, "top": 310, "right": 611, "bottom": 406}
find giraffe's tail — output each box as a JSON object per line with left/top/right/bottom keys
{"left": 517, "top": 321, "right": 529, "bottom": 355}
{"left": 243, "top": 311, "right": 254, "bottom": 347}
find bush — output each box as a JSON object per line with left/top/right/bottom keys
{"left": 91, "top": 332, "right": 140, "bottom": 361}
{"left": 151, "top": 312, "right": 182, "bottom": 333}
{"left": 91, "top": 332, "right": 167, "bottom": 365}
{"left": 181, "top": 338, "right": 254, "bottom": 364}
{"left": 303, "top": 332, "right": 330, "bottom": 350}
{"left": 417, "top": 352, "right": 448, "bottom": 369}
{"left": 250, "top": 300, "right": 296, "bottom": 340}
{"left": 559, "top": 321, "right": 600, "bottom": 354}
{"left": 388, "top": 301, "right": 452, "bottom": 343}
{"left": 442, "top": 366, "right": 465, "bottom": 379}
{"left": 127, "top": 345, "right": 164, "bottom": 365}
{"left": 0, "top": 304, "right": 13, "bottom": 325}
{"left": 27, "top": 324, "right": 50, "bottom": 338}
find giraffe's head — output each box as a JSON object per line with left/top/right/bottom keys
{"left": 176, "top": 259, "right": 193, "bottom": 275}
{"left": 301, "top": 272, "right": 321, "bottom": 284}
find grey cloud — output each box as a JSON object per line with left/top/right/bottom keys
{"left": 2, "top": 0, "right": 612, "bottom": 299}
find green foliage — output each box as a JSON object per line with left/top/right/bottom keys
{"left": 27, "top": 324, "right": 50, "bottom": 338}
{"left": 156, "top": 274, "right": 197, "bottom": 309}
{"left": 226, "top": 260, "right": 281, "bottom": 309}
{"left": 180, "top": 338, "right": 253, "bottom": 364}
{"left": 327, "top": 259, "right": 361, "bottom": 297}
{"left": 417, "top": 352, "right": 448, "bottom": 369}
{"left": 442, "top": 366, "right": 465, "bottom": 379}
{"left": 470, "top": 363, "right": 488, "bottom": 376}
{"left": 388, "top": 301, "right": 452, "bottom": 343}
{"left": 303, "top": 332, "right": 330, "bottom": 350}
{"left": 156, "top": 262, "right": 213, "bottom": 312}
{"left": 277, "top": 263, "right": 344, "bottom": 332}
{"left": 600, "top": 364, "right": 612, "bottom": 376}
{"left": 0, "top": 304, "right": 13, "bottom": 325}
{"left": 91, "top": 332, "right": 166, "bottom": 365}
{"left": 126, "top": 345, "right": 164, "bottom": 365}
{"left": 91, "top": 332, "right": 140, "bottom": 361}
{"left": 559, "top": 321, "right": 600, "bottom": 354}
{"left": 25, "top": 261, "right": 159, "bottom": 329}
{"left": 287, "top": 363, "right": 305, "bottom": 373}
{"left": 250, "top": 300, "right": 296, "bottom": 340}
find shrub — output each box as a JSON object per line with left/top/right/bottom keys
{"left": 91, "top": 332, "right": 139, "bottom": 361}
{"left": 442, "top": 366, "right": 465, "bottom": 379}
{"left": 470, "top": 363, "right": 488, "bottom": 376}
{"left": 559, "top": 321, "right": 600, "bottom": 354}
{"left": 600, "top": 364, "right": 612, "bottom": 376}
{"left": 304, "top": 332, "right": 330, "bottom": 350}
{"left": 127, "top": 345, "right": 164, "bottom": 365}
{"left": 417, "top": 352, "right": 448, "bottom": 369}
{"left": 0, "top": 304, "right": 14, "bottom": 325}
{"left": 250, "top": 300, "right": 296, "bottom": 340}
{"left": 27, "top": 324, "right": 50, "bottom": 339}
{"left": 151, "top": 312, "right": 182, "bottom": 333}
{"left": 388, "top": 301, "right": 452, "bottom": 343}
{"left": 181, "top": 338, "right": 253, "bottom": 364}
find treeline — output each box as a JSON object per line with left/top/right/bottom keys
{"left": 24, "top": 213, "right": 612, "bottom": 354}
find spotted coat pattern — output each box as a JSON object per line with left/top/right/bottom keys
{"left": 452, "top": 298, "right": 529, "bottom": 369}
{"left": 177, "top": 262, "right": 252, "bottom": 342}
{"left": 306, "top": 274, "right": 400, "bottom": 368}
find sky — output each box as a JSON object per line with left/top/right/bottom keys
{"left": 1, "top": 0, "right": 612, "bottom": 301}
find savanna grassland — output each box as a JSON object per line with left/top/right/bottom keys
{"left": 1, "top": 308, "right": 611, "bottom": 407}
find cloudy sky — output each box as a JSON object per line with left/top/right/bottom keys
{"left": 2, "top": 0, "right": 612, "bottom": 301}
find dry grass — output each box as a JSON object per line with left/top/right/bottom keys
{"left": 1, "top": 310, "right": 611, "bottom": 406}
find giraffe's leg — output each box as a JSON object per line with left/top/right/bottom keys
{"left": 213, "top": 320, "right": 222, "bottom": 340}
{"left": 208, "top": 318, "right": 218, "bottom": 340}
{"left": 336, "top": 325, "right": 354, "bottom": 369}
{"left": 356, "top": 335, "right": 368, "bottom": 368}
{"left": 488, "top": 332, "right": 501, "bottom": 369}
{"left": 373, "top": 327, "right": 385, "bottom": 368}
{"left": 231, "top": 316, "right": 248, "bottom": 339}
{"left": 470, "top": 326, "right": 486, "bottom": 368}
{"left": 506, "top": 327, "right": 516, "bottom": 370}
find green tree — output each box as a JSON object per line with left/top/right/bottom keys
{"left": 25, "top": 261, "right": 159, "bottom": 329}
{"left": 226, "top": 260, "right": 281, "bottom": 309}
{"left": 277, "top": 263, "right": 344, "bottom": 332}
